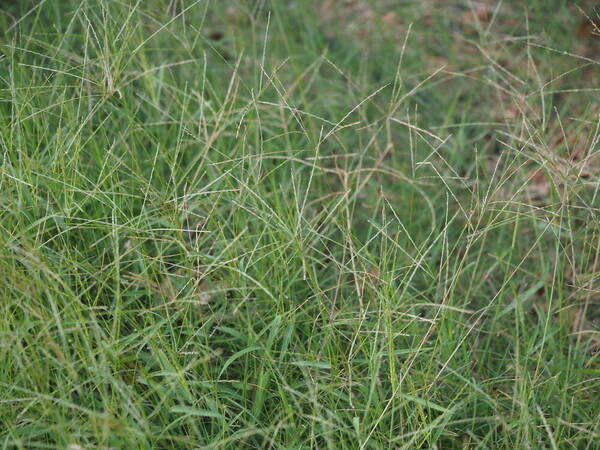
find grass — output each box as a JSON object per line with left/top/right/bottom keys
{"left": 0, "top": 0, "right": 599, "bottom": 448}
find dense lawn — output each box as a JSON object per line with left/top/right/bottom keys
{"left": 1, "top": 0, "right": 599, "bottom": 448}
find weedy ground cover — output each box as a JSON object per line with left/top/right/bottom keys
{"left": 0, "top": 1, "right": 599, "bottom": 448}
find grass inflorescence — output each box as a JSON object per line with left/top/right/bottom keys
{"left": 0, "top": 0, "right": 599, "bottom": 448}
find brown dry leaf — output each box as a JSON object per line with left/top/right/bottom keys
{"left": 208, "top": 30, "right": 224, "bottom": 41}
{"left": 576, "top": 19, "right": 600, "bottom": 38}
{"left": 503, "top": 103, "right": 520, "bottom": 120}
{"left": 460, "top": 2, "right": 493, "bottom": 27}
{"left": 381, "top": 11, "right": 400, "bottom": 28}
{"left": 574, "top": 12, "right": 600, "bottom": 57}
{"left": 367, "top": 266, "right": 380, "bottom": 281}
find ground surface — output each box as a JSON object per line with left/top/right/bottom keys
{"left": 1, "top": 0, "right": 599, "bottom": 448}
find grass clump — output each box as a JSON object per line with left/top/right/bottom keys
{"left": 0, "top": 0, "right": 599, "bottom": 448}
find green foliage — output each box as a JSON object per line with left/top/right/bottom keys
{"left": 0, "top": 0, "right": 598, "bottom": 448}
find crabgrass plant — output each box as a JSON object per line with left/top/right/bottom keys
{"left": 1, "top": 0, "right": 599, "bottom": 448}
